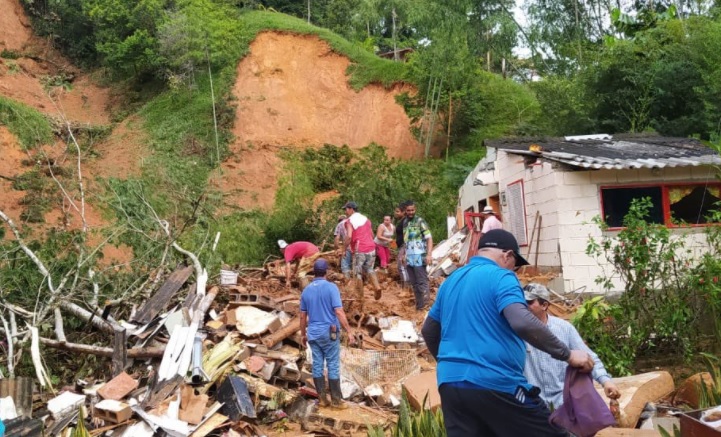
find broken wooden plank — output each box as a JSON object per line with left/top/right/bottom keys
{"left": 133, "top": 265, "right": 194, "bottom": 324}
{"left": 113, "top": 326, "right": 128, "bottom": 377}
{"left": 190, "top": 412, "right": 228, "bottom": 437}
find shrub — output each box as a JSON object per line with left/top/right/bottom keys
{"left": 583, "top": 197, "right": 702, "bottom": 373}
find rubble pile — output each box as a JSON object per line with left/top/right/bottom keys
{"left": 0, "top": 255, "right": 437, "bottom": 436}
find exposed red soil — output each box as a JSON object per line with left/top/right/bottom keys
{"left": 0, "top": 126, "right": 28, "bottom": 231}
{"left": 0, "top": 0, "right": 32, "bottom": 51}
{"left": 88, "top": 115, "right": 147, "bottom": 179}
{"left": 224, "top": 32, "right": 424, "bottom": 210}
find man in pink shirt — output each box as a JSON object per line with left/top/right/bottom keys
{"left": 342, "top": 201, "right": 382, "bottom": 302}
{"left": 279, "top": 240, "right": 319, "bottom": 289}
{"left": 480, "top": 205, "right": 503, "bottom": 239}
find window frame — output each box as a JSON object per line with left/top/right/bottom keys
{"left": 599, "top": 181, "right": 721, "bottom": 230}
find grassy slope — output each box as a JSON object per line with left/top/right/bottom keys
{"left": 124, "top": 9, "right": 413, "bottom": 264}
{"left": 0, "top": 96, "right": 53, "bottom": 149}
{"left": 238, "top": 11, "right": 407, "bottom": 90}
{"left": 137, "top": 9, "right": 410, "bottom": 208}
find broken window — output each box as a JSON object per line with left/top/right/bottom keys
{"left": 669, "top": 185, "right": 721, "bottom": 225}
{"left": 600, "top": 183, "right": 721, "bottom": 228}
{"left": 600, "top": 186, "right": 663, "bottom": 228}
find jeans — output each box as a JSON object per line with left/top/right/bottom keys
{"left": 406, "top": 264, "right": 429, "bottom": 309}
{"left": 308, "top": 333, "right": 341, "bottom": 379}
{"left": 340, "top": 248, "right": 352, "bottom": 275}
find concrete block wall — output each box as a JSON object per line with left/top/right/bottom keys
{"left": 497, "top": 155, "right": 562, "bottom": 269}
{"left": 559, "top": 164, "right": 719, "bottom": 294}
{"left": 458, "top": 149, "right": 719, "bottom": 295}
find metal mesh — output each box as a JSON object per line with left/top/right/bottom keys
{"left": 340, "top": 347, "right": 420, "bottom": 389}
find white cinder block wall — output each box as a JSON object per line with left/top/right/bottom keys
{"left": 494, "top": 151, "right": 718, "bottom": 295}
{"left": 458, "top": 148, "right": 718, "bottom": 295}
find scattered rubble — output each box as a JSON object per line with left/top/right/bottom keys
{"left": 1, "top": 247, "right": 717, "bottom": 436}
{"left": 0, "top": 255, "right": 434, "bottom": 436}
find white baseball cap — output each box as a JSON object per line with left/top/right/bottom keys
{"left": 278, "top": 239, "right": 288, "bottom": 249}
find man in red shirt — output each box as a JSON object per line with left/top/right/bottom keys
{"left": 342, "top": 201, "right": 382, "bottom": 302}
{"left": 279, "top": 240, "right": 319, "bottom": 289}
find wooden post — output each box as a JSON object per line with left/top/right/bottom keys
{"left": 112, "top": 325, "right": 127, "bottom": 377}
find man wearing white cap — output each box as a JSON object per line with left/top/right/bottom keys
{"left": 278, "top": 239, "right": 319, "bottom": 289}
{"left": 480, "top": 205, "right": 502, "bottom": 239}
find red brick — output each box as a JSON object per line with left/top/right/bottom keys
{"left": 98, "top": 372, "right": 139, "bottom": 401}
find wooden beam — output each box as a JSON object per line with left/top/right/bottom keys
{"left": 132, "top": 265, "right": 194, "bottom": 324}
{"left": 260, "top": 317, "right": 300, "bottom": 349}
{"left": 112, "top": 326, "right": 127, "bottom": 376}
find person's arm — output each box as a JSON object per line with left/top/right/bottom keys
{"left": 567, "top": 324, "right": 620, "bottom": 399}
{"left": 344, "top": 221, "right": 353, "bottom": 252}
{"left": 422, "top": 220, "right": 433, "bottom": 265}
{"left": 376, "top": 224, "right": 385, "bottom": 240}
{"left": 503, "top": 303, "right": 594, "bottom": 371}
{"left": 300, "top": 311, "right": 308, "bottom": 346}
{"left": 334, "top": 307, "right": 357, "bottom": 345}
{"left": 285, "top": 263, "right": 291, "bottom": 289}
{"left": 334, "top": 231, "right": 342, "bottom": 250}
{"left": 425, "top": 235, "right": 434, "bottom": 265}
{"left": 421, "top": 316, "right": 441, "bottom": 360}
{"left": 334, "top": 307, "right": 353, "bottom": 333}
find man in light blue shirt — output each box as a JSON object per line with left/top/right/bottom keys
{"left": 422, "top": 230, "right": 595, "bottom": 437}
{"left": 300, "top": 258, "right": 356, "bottom": 409}
{"left": 523, "top": 283, "right": 620, "bottom": 409}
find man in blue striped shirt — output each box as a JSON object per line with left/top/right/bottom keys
{"left": 523, "top": 283, "right": 620, "bottom": 409}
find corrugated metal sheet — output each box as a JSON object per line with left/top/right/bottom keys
{"left": 485, "top": 135, "right": 721, "bottom": 170}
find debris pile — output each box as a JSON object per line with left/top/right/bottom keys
{"left": 0, "top": 256, "right": 436, "bottom": 436}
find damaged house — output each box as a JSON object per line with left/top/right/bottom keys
{"left": 457, "top": 134, "right": 721, "bottom": 294}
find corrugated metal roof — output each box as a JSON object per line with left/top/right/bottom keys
{"left": 485, "top": 135, "right": 721, "bottom": 170}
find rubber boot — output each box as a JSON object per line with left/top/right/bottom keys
{"left": 329, "top": 379, "right": 348, "bottom": 410}
{"left": 313, "top": 377, "right": 330, "bottom": 407}
{"left": 370, "top": 272, "right": 382, "bottom": 300}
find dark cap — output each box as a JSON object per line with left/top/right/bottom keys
{"left": 342, "top": 201, "right": 358, "bottom": 210}
{"left": 478, "top": 229, "right": 529, "bottom": 268}
{"left": 313, "top": 258, "right": 329, "bottom": 276}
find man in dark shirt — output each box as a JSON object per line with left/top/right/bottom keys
{"left": 394, "top": 201, "right": 410, "bottom": 288}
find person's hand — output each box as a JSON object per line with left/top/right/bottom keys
{"left": 425, "top": 254, "right": 432, "bottom": 265}
{"left": 567, "top": 350, "right": 594, "bottom": 372}
{"left": 603, "top": 380, "right": 621, "bottom": 399}
{"left": 348, "top": 330, "right": 359, "bottom": 346}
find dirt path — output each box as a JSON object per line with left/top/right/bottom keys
{"left": 224, "top": 32, "right": 423, "bottom": 210}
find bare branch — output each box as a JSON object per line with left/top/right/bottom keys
{"left": 29, "top": 326, "right": 53, "bottom": 390}
{"left": 54, "top": 308, "right": 66, "bottom": 343}
{"left": 39, "top": 337, "right": 165, "bottom": 358}
{"left": 1, "top": 312, "right": 14, "bottom": 378}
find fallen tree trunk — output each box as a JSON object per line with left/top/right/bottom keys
{"left": 261, "top": 317, "right": 300, "bottom": 349}
{"left": 39, "top": 337, "right": 165, "bottom": 358}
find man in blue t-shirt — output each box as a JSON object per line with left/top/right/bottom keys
{"left": 300, "top": 258, "right": 357, "bottom": 409}
{"left": 421, "top": 229, "right": 595, "bottom": 437}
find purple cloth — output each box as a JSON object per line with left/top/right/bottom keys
{"left": 549, "top": 366, "right": 617, "bottom": 437}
